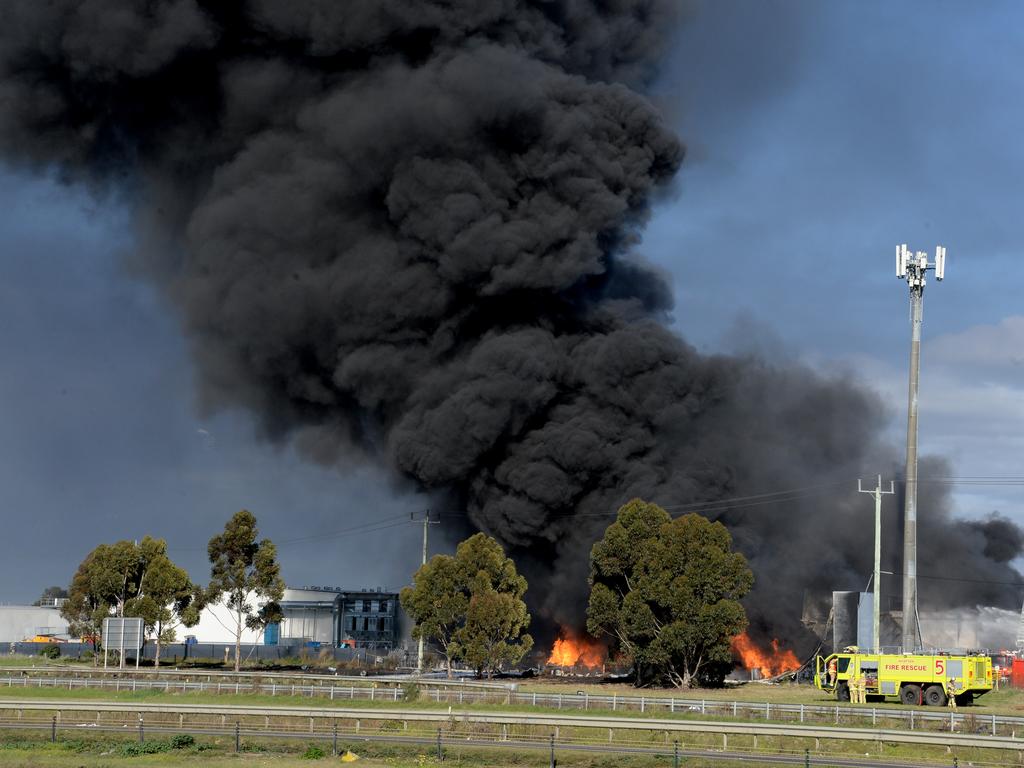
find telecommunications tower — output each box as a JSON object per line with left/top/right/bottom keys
{"left": 895, "top": 243, "right": 946, "bottom": 653}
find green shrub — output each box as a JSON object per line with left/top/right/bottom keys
{"left": 121, "top": 741, "right": 171, "bottom": 756}
{"left": 170, "top": 734, "right": 195, "bottom": 749}
{"left": 37, "top": 645, "right": 60, "bottom": 659}
{"left": 301, "top": 745, "right": 326, "bottom": 759}
{"left": 402, "top": 682, "right": 421, "bottom": 702}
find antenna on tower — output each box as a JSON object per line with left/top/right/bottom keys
{"left": 895, "top": 243, "right": 947, "bottom": 654}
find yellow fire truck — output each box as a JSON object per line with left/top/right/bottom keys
{"left": 815, "top": 650, "right": 993, "bottom": 706}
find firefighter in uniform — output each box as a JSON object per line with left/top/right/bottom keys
{"left": 947, "top": 678, "right": 959, "bottom": 710}
{"left": 827, "top": 657, "right": 838, "bottom": 689}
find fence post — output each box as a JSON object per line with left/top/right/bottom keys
{"left": 910, "top": 710, "right": 914, "bottom": 730}
{"left": 51, "top": 716, "right": 56, "bottom": 743}
{"left": 235, "top": 721, "right": 240, "bottom": 752}
{"left": 138, "top": 716, "right": 144, "bottom": 743}
{"left": 805, "top": 747, "right": 810, "bottom": 767}
{"left": 992, "top": 714, "right": 996, "bottom": 736}
{"left": 333, "top": 722, "right": 338, "bottom": 756}
{"left": 549, "top": 733, "right": 556, "bottom": 768}
{"left": 800, "top": 704, "right": 804, "bottom": 723}
{"left": 674, "top": 740, "right": 679, "bottom": 768}
{"left": 437, "top": 728, "right": 443, "bottom": 761}
{"left": 872, "top": 707, "right": 876, "bottom": 726}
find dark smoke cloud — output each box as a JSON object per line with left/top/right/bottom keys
{"left": 1, "top": 0, "right": 1019, "bottom": 651}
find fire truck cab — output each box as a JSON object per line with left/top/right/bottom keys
{"left": 815, "top": 650, "right": 993, "bottom": 706}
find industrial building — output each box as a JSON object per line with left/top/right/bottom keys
{"left": 0, "top": 582, "right": 403, "bottom": 653}
{"left": 0, "top": 606, "right": 69, "bottom": 642}
{"left": 277, "top": 586, "right": 400, "bottom": 650}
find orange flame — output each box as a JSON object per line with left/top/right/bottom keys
{"left": 731, "top": 632, "right": 800, "bottom": 678}
{"left": 547, "top": 630, "right": 606, "bottom": 668}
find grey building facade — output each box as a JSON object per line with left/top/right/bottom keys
{"left": 278, "top": 587, "right": 400, "bottom": 651}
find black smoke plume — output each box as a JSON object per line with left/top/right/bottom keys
{"left": 1, "top": 1, "right": 1019, "bottom": 651}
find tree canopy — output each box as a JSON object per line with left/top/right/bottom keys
{"left": 586, "top": 499, "right": 753, "bottom": 688}
{"left": 61, "top": 537, "right": 198, "bottom": 662}
{"left": 207, "top": 510, "right": 284, "bottom": 671}
{"left": 401, "top": 533, "right": 532, "bottom": 678}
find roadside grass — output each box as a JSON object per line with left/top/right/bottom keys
{"left": 519, "top": 677, "right": 1024, "bottom": 714}
{"left": 4, "top": 669, "right": 1024, "bottom": 725}
{"left": 0, "top": 685, "right": 1012, "bottom": 748}
{"left": 0, "top": 728, "right": 1013, "bottom": 768}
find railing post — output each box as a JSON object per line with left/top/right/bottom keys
{"left": 138, "top": 715, "right": 144, "bottom": 743}
{"left": 333, "top": 722, "right": 338, "bottom": 756}
{"left": 910, "top": 710, "right": 914, "bottom": 730}
{"left": 800, "top": 704, "right": 804, "bottom": 723}
{"left": 805, "top": 747, "right": 810, "bottom": 767}
{"left": 437, "top": 728, "right": 443, "bottom": 761}
{"left": 51, "top": 716, "right": 56, "bottom": 743}
{"left": 549, "top": 733, "right": 556, "bottom": 768}
{"left": 674, "top": 740, "right": 679, "bottom": 768}
{"left": 235, "top": 721, "right": 240, "bottom": 752}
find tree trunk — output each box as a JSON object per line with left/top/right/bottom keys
{"left": 235, "top": 604, "right": 242, "bottom": 672}
{"left": 446, "top": 655, "right": 452, "bottom": 679}
{"left": 154, "top": 622, "right": 161, "bottom": 669}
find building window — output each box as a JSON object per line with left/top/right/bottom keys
{"left": 347, "top": 616, "right": 356, "bottom": 631}
{"left": 362, "top": 599, "right": 371, "bottom": 613}
{"left": 370, "top": 600, "right": 379, "bottom": 613}
{"left": 380, "top": 600, "right": 389, "bottom": 613}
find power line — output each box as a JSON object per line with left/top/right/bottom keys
{"left": 167, "top": 514, "right": 412, "bottom": 554}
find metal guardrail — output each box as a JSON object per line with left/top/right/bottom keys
{"left": 0, "top": 698, "right": 1019, "bottom": 754}
{"left": 0, "top": 674, "right": 1019, "bottom": 737}
{"left": 0, "top": 665, "right": 512, "bottom": 690}
{"left": 0, "top": 713, "right": 973, "bottom": 768}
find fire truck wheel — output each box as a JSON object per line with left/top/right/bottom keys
{"left": 836, "top": 682, "right": 850, "bottom": 702}
{"left": 899, "top": 684, "right": 922, "bottom": 706}
{"left": 924, "top": 685, "right": 947, "bottom": 706}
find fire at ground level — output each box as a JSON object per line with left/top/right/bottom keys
{"left": 541, "top": 627, "right": 800, "bottom": 681}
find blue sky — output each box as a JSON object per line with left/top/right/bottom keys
{"left": 0, "top": 0, "right": 1021, "bottom": 602}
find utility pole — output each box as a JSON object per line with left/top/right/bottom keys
{"left": 858, "top": 475, "right": 895, "bottom": 653}
{"left": 895, "top": 243, "right": 946, "bottom": 653}
{"left": 412, "top": 511, "right": 440, "bottom": 674}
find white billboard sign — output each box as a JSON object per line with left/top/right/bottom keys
{"left": 102, "top": 617, "right": 144, "bottom": 669}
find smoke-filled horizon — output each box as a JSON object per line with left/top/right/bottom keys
{"left": 0, "top": 0, "right": 1019, "bottom": 650}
